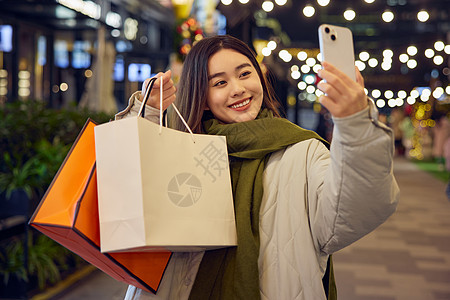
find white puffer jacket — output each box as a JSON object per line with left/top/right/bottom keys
{"left": 119, "top": 93, "right": 400, "bottom": 300}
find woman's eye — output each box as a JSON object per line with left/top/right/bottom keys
{"left": 240, "top": 71, "right": 251, "bottom": 77}
{"left": 213, "top": 80, "right": 226, "bottom": 87}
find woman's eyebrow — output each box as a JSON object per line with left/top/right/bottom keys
{"left": 208, "top": 63, "right": 252, "bottom": 81}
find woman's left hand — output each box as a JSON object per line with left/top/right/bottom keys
{"left": 317, "top": 61, "right": 368, "bottom": 118}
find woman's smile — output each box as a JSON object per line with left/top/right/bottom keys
{"left": 229, "top": 98, "right": 252, "bottom": 110}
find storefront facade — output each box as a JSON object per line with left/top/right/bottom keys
{"left": 0, "top": 0, "right": 175, "bottom": 110}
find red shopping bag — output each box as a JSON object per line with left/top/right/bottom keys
{"left": 29, "top": 119, "right": 171, "bottom": 293}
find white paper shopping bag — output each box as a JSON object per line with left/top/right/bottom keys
{"left": 94, "top": 77, "right": 237, "bottom": 253}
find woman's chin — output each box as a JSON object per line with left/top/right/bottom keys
{"left": 229, "top": 109, "right": 258, "bottom": 123}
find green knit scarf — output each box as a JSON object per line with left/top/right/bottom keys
{"left": 188, "top": 109, "right": 334, "bottom": 300}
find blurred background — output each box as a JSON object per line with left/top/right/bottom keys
{"left": 0, "top": 0, "right": 449, "bottom": 299}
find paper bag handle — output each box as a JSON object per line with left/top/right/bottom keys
{"left": 139, "top": 76, "right": 195, "bottom": 141}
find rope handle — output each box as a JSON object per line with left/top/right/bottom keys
{"left": 138, "top": 76, "right": 195, "bottom": 141}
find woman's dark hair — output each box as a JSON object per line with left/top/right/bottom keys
{"left": 172, "top": 35, "right": 281, "bottom": 133}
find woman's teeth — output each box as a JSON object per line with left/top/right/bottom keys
{"left": 230, "top": 99, "right": 250, "bottom": 109}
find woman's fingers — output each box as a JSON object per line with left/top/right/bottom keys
{"left": 139, "top": 70, "right": 177, "bottom": 110}
{"left": 317, "top": 80, "right": 339, "bottom": 103}
{"left": 317, "top": 62, "right": 368, "bottom": 118}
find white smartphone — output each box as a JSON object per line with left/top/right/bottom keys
{"left": 318, "top": 24, "right": 356, "bottom": 82}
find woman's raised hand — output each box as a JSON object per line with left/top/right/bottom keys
{"left": 317, "top": 61, "right": 368, "bottom": 118}
{"left": 139, "top": 70, "right": 176, "bottom": 111}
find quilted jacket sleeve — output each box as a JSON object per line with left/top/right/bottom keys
{"left": 309, "top": 102, "right": 400, "bottom": 254}
{"left": 115, "top": 91, "right": 161, "bottom": 123}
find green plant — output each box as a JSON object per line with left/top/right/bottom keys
{"left": 0, "top": 153, "right": 40, "bottom": 200}
{"left": 0, "top": 237, "right": 28, "bottom": 286}
{"left": 0, "top": 233, "right": 81, "bottom": 291}
{"left": 28, "top": 234, "right": 71, "bottom": 290}
{"left": 0, "top": 100, "right": 111, "bottom": 202}
{"left": 0, "top": 100, "right": 110, "bottom": 293}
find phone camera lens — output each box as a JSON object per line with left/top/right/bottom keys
{"left": 325, "top": 27, "right": 330, "bottom": 33}
{"left": 331, "top": 34, "right": 336, "bottom": 41}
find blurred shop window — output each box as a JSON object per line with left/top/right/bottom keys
{"left": 298, "top": 108, "right": 319, "bottom": 131}
{"left": 114, "top": 56, "right": 125, "bottom": 82}
{"left": 147, "top": 22, "right": 161, "bottom": 50}
{"left": 37, "top": 36, "right": 46, "bottom": 66}
{"left": 0, "top": 25, "right": 13, "bottom": 52}
{"left": 128, "top": 63, "right": 151, "bottom": 82}
{"left": 72, "top": 41, "right": 91, "bottom": 69}
{"left": 54, "top": 40, "right": 69, "bottom": 68}
{"left": 116, "top": 40, "right": 132, "bottom": 53}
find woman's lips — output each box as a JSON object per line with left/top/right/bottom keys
{"left": 229, "top": 98, "right": 251, "bottom": 111}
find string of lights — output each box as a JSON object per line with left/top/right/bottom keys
{"left": 219, "top": 0, "right": 449, "bottom": 111}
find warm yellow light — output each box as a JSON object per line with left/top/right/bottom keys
{"left": 372, "top": 89, "right": 381, "bottom": 98}
{"left": 359, "top": 51, "right": 370, "bottom": 61}
{"left": 275, "top": 0, "right": 287, "bottom": 5}
{"left": 317, "top": 0, "right": 330, "bottom": 6}
{"left": 385, "top": 90, "right": 394, "bottom": 99}
{"left": 298, "top": 81, "right": 307, "bottom": 90}
{"left": 433, "top": 55, "right": 444, "bottom": 65}
{"left": 424, "top": 48, "right": 434, "bottom": 58}
{"left": 433, "top": 87, "right": 444, "bottom": 99}
{"left": 317, "top": 53, "right": 322, "bottom": 62}
{"left": 306, "top": 57, "right": 316, "bottom": 67}
{"left": 407, "top": 46, "right": 418, "bottom": 56}
{"left": 279, "top": 49, "right": 292, "bottom": 62}
{"left": 368, "top": 58, "right": 378, "bottom": 67}
{"left": 376, "top": 99, "right": 386, "bottom": 108}
{"left": 445, "top": 45, "right": 450, "bottom": 54}
{"left": 383, "top": 49, "right": 393, "bottom": 57}
{"left": 381, "top": 62, "right": 391, "bottom": 71}
{"left": 382, "top": 10, "right": 394, "bottom": 22}
{"left": 297, "top": 51, "right": 307, "bottom": 61}
{"left": 410, "top": 89, "right": 419, "bottom": 98}
{"left": 267, "top": 40, "right": 277, "bottom": 50}
{"left": 303, "top": 5, "right": 315, "bottom": 17}
{"left": 407, "top": 97, "right": 416, "bottom": 105}
{"left": 434, "top": 41, "right": 445, "bottom": 51}
{"left": 301, "top": 64, "right": 311, "bottom": 73}
{"left": 399, "top": 54, "right": 409, "bottom": 63}
{"left": 262, "top": 47, "right": 271, "bottom": 56}
{"left": 407, "top": 59, "right": 417, "bottom": 69}
{"left": 85, "top": 69, "right": 93, "bottom": 78}
{"left": 262, "top": 1, "right": 274, "bottom": 12}
{"left": 313, "top": 64, "right": 321, "bottom": 73}
{"left": 355, "top": 60, "right": 366, "bottom": 71}
{"left": 305, "top": 74, "right": 315, "bottom": 84}
{"left": 344, "top": 9, "right": 356, "bottom": 21}
{"left": 60, "top": 82, "right": 69, "bottom": 92}
{"left": 306, "top": 85, "right": 316, "bottom": 94}
{"left": 417, "top": 10, "right": 429, "bottom": 22}
{"left": 398, "top": 90, "right": 407, "bottom": 99}
{"left": 291, "top": 70, "right": 301, "bottom": 80}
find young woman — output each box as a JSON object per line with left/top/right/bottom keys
{"left": 117, "top": 35, "right": 399, "bottom": 300}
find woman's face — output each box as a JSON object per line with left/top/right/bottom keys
{"left": 206, "top": 49, "right": 263, "bottom": 124}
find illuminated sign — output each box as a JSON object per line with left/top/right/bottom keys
{"left": 0, "top": 25, "right": 13, "bottom": 52}
{"left": 128, "top": 63, "right": 151, "bottom": 82}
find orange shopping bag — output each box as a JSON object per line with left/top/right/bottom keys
{"left": 29, "top": 119, "right": 171, "bottom": 293}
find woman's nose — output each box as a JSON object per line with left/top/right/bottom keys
{"left": 231, "top": 79, "right": 245, "bottom": 97}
